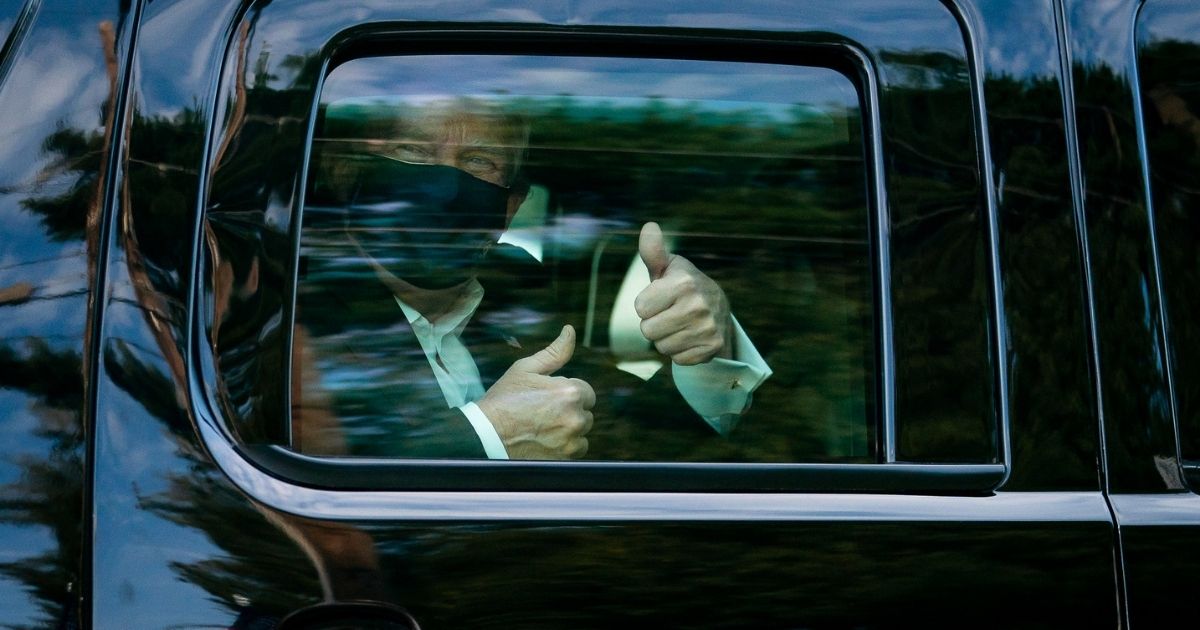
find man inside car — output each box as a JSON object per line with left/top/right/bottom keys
{"left": 292, "top": 97, "right": 771, "bottom": 461}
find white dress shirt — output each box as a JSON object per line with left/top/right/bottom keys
{"left": 392, "top": 281, "right": 509, "bottom": 459}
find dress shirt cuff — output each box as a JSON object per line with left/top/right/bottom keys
{"left": 459, "top": 402, "right": 509, "bottom": 460}
{"left": 672, "top": 315, "right": 772, "bottom": 436}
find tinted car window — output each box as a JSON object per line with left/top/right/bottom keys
{"left": 291, "top": 54, "right": 876, "bottom": 463}
{"left": 1138, "top": 10, "right": 1200, "bottom": 478}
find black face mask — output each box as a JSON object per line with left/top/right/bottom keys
{"left": 343, "top": 157, "right": 511, "bottom": 289}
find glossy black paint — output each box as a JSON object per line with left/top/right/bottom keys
{"left": 0, "top": 0, "right": 135, "bottom": 624}
{"left": 119, "top": 0, "right": 1110, "bottom": 625}
{"left": 1065, "top": 0, "right": 1179, "bottom": 494}
{"left": 0, "top": 0, "right": 1195, "bottom": 627}
{"left": 1061, "top": 0, "right": 1200, "bottom": 623}
{"left": 361, "top": 520, "right": 1115, "bottom": 628}
{"left": 92, "top": 0, "right": 314, "bottom": 623}
{"left": 1109, "top": 0, "right": 1200, "bottom": 623}
{"left": 976, "top": 0, "right": 1101, "bottom": 493}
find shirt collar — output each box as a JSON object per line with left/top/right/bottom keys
{"left": 394, "top": 279, "right": 484, "bottom": 338}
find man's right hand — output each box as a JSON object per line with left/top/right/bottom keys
{"left": 477, "top": 324, "right": 595, "bottom": 460}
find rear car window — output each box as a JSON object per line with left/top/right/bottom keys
{"left": 1137, "top": 13, "right": 1200, "bottom": 483}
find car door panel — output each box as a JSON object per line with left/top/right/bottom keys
{"left": 81, "top": 0, "right": 1129, "bottom": 627}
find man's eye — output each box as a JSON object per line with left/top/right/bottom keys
{"left": 394, "top": 143, "right": 433, "bottom": 162}
{"left": 463, "top": 155, "right": 498, "bottom": 171}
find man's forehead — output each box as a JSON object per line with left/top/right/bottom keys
{"left": 393, "top": 100, "right": 524, "bottom": 144}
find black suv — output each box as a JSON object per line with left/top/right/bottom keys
{"left": 1, "top": 0, "right": 1198, "bottom": 627}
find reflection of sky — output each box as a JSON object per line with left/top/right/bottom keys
{"left": 0, "top": 267, "right": 87, "bottom": 336}
{"left": 0, "top": 389, "right": 63, "bottom": 626}
{"left": 1138, "top": 0, "right": 1200, "bottom": 46}
{"left": 0, "top": 524, "right": 55, "bottom": 626}
{"left": 0, "top": 5, "right": 123, "bottom": 621}
{"left": 0, "top": 203, "right": 86, "bottom": 285}
{"left": 1068, "top": 0, "right": 1137, "bottom": 70}
{"left": 323, "top": 55, "right": 859, "bottom": 112}
{"left": 0, "top": 6, "right": 113, "bottom": 278}
{"left": 134, "top": 0, "right": 242, "bottom": 117}
{"left": 252, "top": 0, "right": 968, "bottom": 90}
{"left": 0, "top": 3, "right": 243, "bottom": 625}
{"left": 0, "top": 390, "right": 62, "bottom": 494}
{"left": 92, "top": 324, "right": 241, "bottom": 627}
{"left": 974, "top": 1, "right": 1059, "bottom": 79}
{"left": 0, "top": 9, "right": 111, "bottom": 185}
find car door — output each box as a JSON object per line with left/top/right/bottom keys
{"left": 86, "top": 1, "right": 1121, "bottom": 627}
{"left": 1090, "top": 0, "right": 1200, "bottom": 625}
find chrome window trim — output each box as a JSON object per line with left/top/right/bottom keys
{"left": 195, "top": 405, "right": 1102, "bottom": 521}
{"left": 1110, "top": 493, "right": 1200, "bottom": 526}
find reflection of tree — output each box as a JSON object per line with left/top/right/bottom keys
{"left": 18, "top": 125, "right": 105, "bottom": 242}
{"left": 0, "top": 341, "right": 84, "bottom": 628}
{"left": 983, "top": 72, "right": 1098, "bottom": 489}
{"left": 872, "top": 51, "right": 994, "bottom": 462}
{"left": 134, "top": 450, "right": 322, "bottom": 617}
{"left": 0, "top": 22, "right": 328, "bottom": 617}
{"left": 313, "top": 84, "right": 876, "bottom": 462}
{"left": 100, "top": 19, "right": 354, "bottom": 613}
{"left": 105, "top": 97, "right": 325, "bottom": 617}
{"left": 307, "top": 52, "right": 1040, "bottom": 464}
{"left": 374, "top": 521, "right": 1112, "bottom": 628}
{"left": 1068, "top": 53, "right": 1182, "bottom": 490}
{"left": 0, "top": 17, "right": 122, "bottom": 627}
{"left": 0, "top": 100, "right": 222, "bottom": 627}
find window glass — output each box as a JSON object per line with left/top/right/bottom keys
{"left": 292, "top": 55, "right": 874, "bottom": 462}
{"left": 1138, "top": 13, "right": 1200, "bottom": 471}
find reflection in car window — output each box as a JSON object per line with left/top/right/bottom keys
{"left": 1139, "top": 31, "right": 1200, "bottom": 469}
{"left": 292, "top": 55, "right": 874, "bottom": 463}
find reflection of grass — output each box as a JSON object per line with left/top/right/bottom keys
{"left": 722, "top": 260, "right": 872, "bottom": 462}
{"left": 323, "top": 97, "right": 856, "bottom": 152}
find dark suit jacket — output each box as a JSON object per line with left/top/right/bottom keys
{"left": 293, "top": 247, "right": 717, "bottom": 461}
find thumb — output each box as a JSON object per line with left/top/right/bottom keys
{"left": 513, "top": 324, "right": 576, "bottom": 375}
{"left": 639, "top": 222, "right": 673, "bottom": 280}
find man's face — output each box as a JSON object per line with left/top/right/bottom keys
{"left": 335, "top": 100, "right": 530, "bottom": 288}
{"left": 372, "top": 101, "right": 524, "bottom": 189}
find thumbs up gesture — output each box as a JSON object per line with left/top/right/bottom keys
{"left": 478, "top": 325, "right": 596, "bottom": 460}
{"left": 635, "top": 222, "right": 734, "bottom": 366}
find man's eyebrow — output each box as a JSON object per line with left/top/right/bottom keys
{"left": 460, "top": 144, "right": 509, "bottom": 155}
{"left": 390, "top": 120, "right": 437, "bottom": 141}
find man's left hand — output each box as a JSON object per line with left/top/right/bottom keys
{"left": 634, "top": 222, "right": 733, "bottom": 366}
